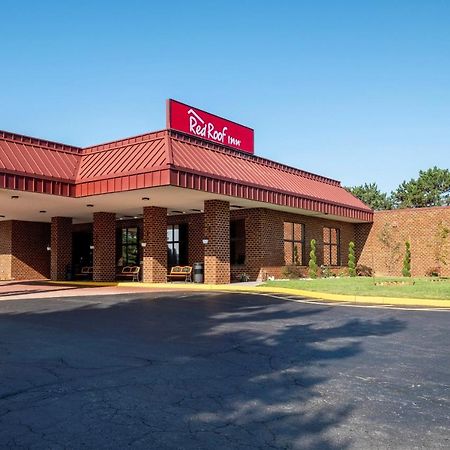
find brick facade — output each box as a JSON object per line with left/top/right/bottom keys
{"left": 93, "top": 212, "right": 116, "bottom": 282}
{"left": 0, "top": 221, "right": 12, "bottom": 280}
{"left": 166, "top": 213, "right": 205, "bottom": 267}
{"left": 204, "top": 200, "right": 230, "bottom": 284}
{"left": 356, "top": 206, "right": 450, "bottom": 277}
{"left": 51, "top": 217, "right": 73, "bottom": 281}
{"left": 0, "top": 220, "right": 50, "bottom": 280}
{"left": 142, "top": 206, "right": 167, "bottom": 283}
{"left": 2, "top": 205, "right": 448, "bottom": 283}
{"left": 226, "top": 208, "right": 355, "bottom": 281}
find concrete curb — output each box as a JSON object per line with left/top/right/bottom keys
{"left": 47, "top": 281, "right": 450, "bottom": 308}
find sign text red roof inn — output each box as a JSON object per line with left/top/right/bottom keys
{"left": 0, "top": 101, "right": 373, "bottom": 222}
{"left": 167, "top": 99, "right": 254, "bottom": 154}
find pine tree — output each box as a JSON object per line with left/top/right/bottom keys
{"left": 308, "top": 239, "right": 318, "bottom": 278}
{"left": 348, "top": 241, "right": 356, "bottom": 277}
{"left": 402, "top": 241, "right": 411, "bottom": 277}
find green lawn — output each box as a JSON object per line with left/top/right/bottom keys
{"left": 263, "top": 277, "right": 450, "bottom": 300}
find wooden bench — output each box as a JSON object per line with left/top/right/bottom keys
{"left": 167, "top": 266, "right": 192, "bottom": 282}
{"left": 75, "top": 266, "right": 93, "bottom": 279}
{"left": 117, "top": 266, "right": 140, "bottom": 282}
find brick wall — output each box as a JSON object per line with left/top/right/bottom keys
{"left": 233, "top": 209, "right": 355, "bottom": 279}
{"left": 9, "top": 221, "right": 50, "bottom": 280}
{"left": 5, "top": 205, "right": 447, "bottom": 282}
{"left": 51, "top": 217, "right": 72, "bottom": 281}
{"left": 204, "top": 200, "right": 230, "bottom": 284}
{"left": 229, "top": 208, "right": 265, "bottom": 281}
{"left": 356, "top": 206, "right": 450, "bottom": 277}
{"left": 170, "top": 207, "right": 356, "bottom": 282}
{"left": 0, "top": 221, "right": 12, "bottom": 280}
{"left": 142, "top": 206, "right": 167, "bottom": 283}
{"left": 167, "top": 213, "right": 204, "bottom": 266}
{"left": 93, "top": 212, "right": 116, "bottom": 281}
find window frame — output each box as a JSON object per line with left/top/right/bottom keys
{"left": 323, "top": 226, "right": 341, "bottom": 266}
{"left": 118, "top": 226, "right": 140, "bottom": 266}
{"left": 283, "top": 222, "right": 305, "bottom": 265}
{"left": 167, "top": 224, "right": 188, "bottom": 267}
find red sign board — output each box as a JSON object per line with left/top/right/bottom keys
{"left": 167, "top": 99, "right": 254, "bottom": 154}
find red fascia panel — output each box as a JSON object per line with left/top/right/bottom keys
{"left": 170, "top": 168, "right": 373, "bottom": 222}
{"left": 74, "top": 168, "right": 171, "bottom": 197}
{"left": 0, "top": 173, "right": 74, "bottom": 197}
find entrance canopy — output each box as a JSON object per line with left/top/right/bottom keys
{"left": 0, "top": 129, "right": 373, "bottom": 223}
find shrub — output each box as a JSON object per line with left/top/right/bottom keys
{"left": 308, "top": 239, "right": 318, "bottom": 278}
{"left": 293, "top": 244, "right": 300, "bottom": 266}
{"left": 402, "top": 241, "right": 411, "bottom": 277}
{"left": 239, "top": 273, "right": 250, "bottom": 282}
{"left": 282, "top": 265, "right": 304, "bottom": 279}
{"left": 425, "top": 267, "right": 441, "bottom": 277}
{"left": 356, "top": 264, "right": 373, "bottom": 277}
{"left": 348, "top": 241, "right": 356, "bottom": 277}
{"left": 320, "top": 265, "right": 335, "bottom": 278}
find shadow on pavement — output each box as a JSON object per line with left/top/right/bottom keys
{"left": 0, "top": 292, "right": 406, "bottom": 449}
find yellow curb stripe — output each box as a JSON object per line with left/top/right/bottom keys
{"left": 46, "top": 281, "right": 450, "bottom": 308}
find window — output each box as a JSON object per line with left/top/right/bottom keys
{"left": 167, "top": 224, "right": 188, "bottom": 267}
{"left": 117, "top": 227, "right": 139, "bottom": 266}
{"left": 230, "top": 219, "right": 246, "bottom": 265}
{"left": 284, "top": 222, "right": 305, "bottom": 265}
{"left": 323, "top": 227, "right": 340, "bottom": 266}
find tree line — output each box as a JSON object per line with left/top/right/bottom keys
{"left": 346, "top": 166, "right": 450, "bottom": 210}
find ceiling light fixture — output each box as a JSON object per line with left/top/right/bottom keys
{"left": 39, "top": 210, "right": 47, "bottom": 213}
{"left": 141, "top": 197, "right": 150, "bottom": 201}
{"left": 11, "top": 195, "right": 19, "bottom": 199}
{"left": 86, "top": 204, "right": 94, "bottom": 207}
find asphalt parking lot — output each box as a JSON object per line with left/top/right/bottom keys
{"left": 0, "top": 290, "right": 449, "bottom": 449}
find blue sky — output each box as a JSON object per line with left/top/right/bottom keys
{"left": 1, "top": 0, "right": 449, "bottom": 192}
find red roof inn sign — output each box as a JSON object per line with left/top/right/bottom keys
{"left": 167, "top": 99, "right": 254, "bottom": 154}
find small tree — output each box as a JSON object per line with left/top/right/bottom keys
{"left": 432, "top": 221, "right": 450, "bottom": 271}
{"left": 348, "top": 241, "right": 356, "bottom": 277}
{"left": 308, "top": 239, "right": 318, "bottom": 278}
{"left": 293, "top": 244, "right": 300, "bottom": 266}
{"left": 402, "top": 241, "right": 411, "bottom": 277}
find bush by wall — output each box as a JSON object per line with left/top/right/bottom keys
{"left": 309, "top": 239, "right": 318, "bottom": 278}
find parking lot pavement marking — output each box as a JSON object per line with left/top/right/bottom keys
{"left": 252, "top": 292, "right": 450, "bottom": 312}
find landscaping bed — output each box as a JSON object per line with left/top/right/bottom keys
{"left": 263, "top": 277, "right": 450, "bottom": 300}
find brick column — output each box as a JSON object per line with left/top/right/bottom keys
{"left": 51, "top": 217, "right": 72, "bottom": 281}
{"left": 204, "top": 200, "right": 230, "bottom": 284}
{"left": 93, "top": 212, "right": 116, "bottom": 282}
{"left": 142, "top": 206, "right": 167, "bottom": 283}
{"left": 0, "top": 221, "right": 13, "bottom": 281}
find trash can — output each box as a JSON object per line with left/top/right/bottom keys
{"left": 65, "top": 264, "right": 73, "bottom": 281}
{"left": 193, "top": 262, "right": 204, "bottom": 283}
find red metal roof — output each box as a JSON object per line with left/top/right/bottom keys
{"left": 169, "top": 134, "right": 369, "bottom": 212}
{"left": 77, "top": 131, "right": 168, "bottom": 181}
{"left": 0, "top": 128, "right": 373, "bottom": 221}
{"left": 0, "top": 130, "right": 80, "bottom": 182}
